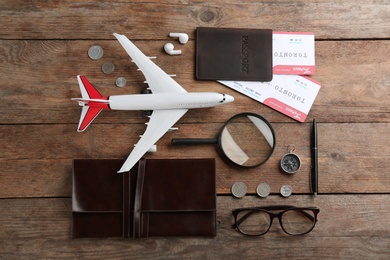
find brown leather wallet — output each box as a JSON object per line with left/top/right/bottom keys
{"left": 196, "top": 27, "right": 273, "bottom": 81}
{"left": 72, "top": 158, "right": 216, "bottom": 238}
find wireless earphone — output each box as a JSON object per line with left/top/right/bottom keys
{"left": 169, "top": 33, "right": 189, "bottom": 44}
{"left": 164, "top": 32, "right": 188, "bottom": 55}
{"left": 164, "top": 43, "right": 182, "bottom": 55}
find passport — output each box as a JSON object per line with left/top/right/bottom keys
{"left": 196, "top": 27, "right": 273, "bottom": 81}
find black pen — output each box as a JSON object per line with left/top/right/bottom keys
{"left": 311, "top": 119, "right": 318, "bottom": 197}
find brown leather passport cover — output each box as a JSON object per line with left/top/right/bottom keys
{"left": 196, "top": 27, "right": 273, "bottom": 81}
{"left": 72, "top": 158, "right": 216, "bottom": 238}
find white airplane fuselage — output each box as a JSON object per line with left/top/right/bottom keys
{"left": 107, "top": 92, "right": 233, "bottom": 111}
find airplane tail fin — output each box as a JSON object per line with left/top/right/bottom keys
{"left": 73, "top": 76, "right": 110, "bottom": 132}
{"left": 77, "top": 75, "right": 103, "bottom": 99}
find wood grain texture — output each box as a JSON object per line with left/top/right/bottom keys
{"left": 1, "top": 0, "right": 389, "bottom": 258}
{"left": 0, "top": 196, "right": 389, "bottom": 259}
{"left": 0, "top": 0, "right": 389, "bottom": 40}
{"left": 0, "top": 40, "right": 389, "bottom": 124}
{"left": 1, "top": 123, "right": 389, "bottom": 197}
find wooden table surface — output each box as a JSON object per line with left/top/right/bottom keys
{"left": 1, "top": 0, "right": 389, "bottom": 259}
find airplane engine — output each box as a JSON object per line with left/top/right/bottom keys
{"left": 133, "top": 144, "right": 156, "bottom": 153}
{"left": 147, "top": 145, "right": 157, "bottom": 153}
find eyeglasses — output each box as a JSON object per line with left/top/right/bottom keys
{"left": 232, "top": 205, "right": 320, "bottom": 236}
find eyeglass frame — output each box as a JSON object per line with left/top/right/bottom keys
{"left": 232, "top": 205, "right": 320, "bottom": 236}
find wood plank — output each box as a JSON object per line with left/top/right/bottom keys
{"left": 1, "top": 0, "right": 389, "bottom": 258}
{"left": 0, "top": 0, "right": 389, "bottom": 40}
{"left": 0, "top": 40, "right": 389, "bottom": 124}
{"left": 0, "top": 195, "right": 389, "bottom": 259}
{"left": 1, "top": 123, "right": 389, "bottom": 197}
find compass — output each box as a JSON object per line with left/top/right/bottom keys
{"left": 280, "top": 146, "right": 301, "bottom": 174}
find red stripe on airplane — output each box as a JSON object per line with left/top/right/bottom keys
{"left": 80, "top": 76, "right": 103, "bottom": 99}
{"left": 79, "top": 107, "right": 102, "bottom": 131}
{"left": 87, "top": 98, "right": 110, "bottom": 110}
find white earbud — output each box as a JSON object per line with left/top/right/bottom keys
{"left": 169, "top": 33, "right": 189, "bottom": 44}
{"left": 164, "top": 43, "right": 182, "bottom": 55}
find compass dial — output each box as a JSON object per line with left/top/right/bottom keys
{"left": 281, "top": 153, "right": 301, "bottom": 174}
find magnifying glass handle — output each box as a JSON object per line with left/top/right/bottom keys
{"left": 171, "top": 138, "right": 218, "bottom": 145}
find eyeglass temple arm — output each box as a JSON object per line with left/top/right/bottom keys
{"left": 266, "top": 206, "right": 317, "bottom": 222}
{"left": 254, "top": 206, "right": 317, "bottom": 221}
{"left": 295, "top": 209, "right": 317, "bottom": 222}
{"left": 232, "top": 206, "right": 318, "bottom": 228}
{"left": 253, "top": 205, "right": 295, "bottom": 211}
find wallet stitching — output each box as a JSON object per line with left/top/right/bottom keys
{"left": 122, "top": 172, "right": 131, "bottom": 238}
{"left": 133, "top": 159, "right": 146, "bottom": 238}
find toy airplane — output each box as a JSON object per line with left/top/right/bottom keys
{"left": 72, "top": 33, "right": 234, "bottom": 173}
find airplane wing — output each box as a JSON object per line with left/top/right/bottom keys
{"left": 117, "top": 108, "right": 188, "bottom": 173}
{"left": 113, "top": 33, "right": 187, "bottom": 94}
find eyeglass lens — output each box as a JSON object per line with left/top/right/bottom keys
{"left": 281, "top": 209, "right": 316, "bottom": 235}
{"left": 236, "top": 210, "right": 271, "bottom": 235}
{"left": 235, "top": 208, "right": 317, "bottom": 236}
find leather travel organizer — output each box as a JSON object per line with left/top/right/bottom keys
{"left": 196, "top": 27, "right": 273, "bottom": 81}
{"left": 72, "top": 158, "right": 216, "bottom": 238}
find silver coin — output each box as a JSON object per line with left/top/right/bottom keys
{"left": 116, "top": 77, "right": 127, "bottom": 87}
{"left": 231, "top": 182, "right": 247, "bottom": 198}
{"left": 280, "top": 185, "right": 293, "bottom": 197}
{"left": 102, "top": 62, "right": 115, "bottom": 74}
{"left": 88, "top": 45, "right": 103, "bottom": 60}
{"left": 256, "top": 183, "right": 271, "bottom": 198}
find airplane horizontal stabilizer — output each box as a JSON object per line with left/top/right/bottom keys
{"left": 74, "top": 75, "right": 108, "bottom": 132}
{"left": 77, "top": 106, "right": 102, "bottom": 132}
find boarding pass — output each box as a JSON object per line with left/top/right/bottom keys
{"left": 219, "top": 75, "right": 321, "bottom": 122}
{"left": 273, "top": 32, "right": 315, "bottom": 75}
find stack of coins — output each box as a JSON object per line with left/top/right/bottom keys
{"left": 231, "top": 182, "right": 247, "bottom": 198}
{"left": 115, "top": 77, "right": 127, "bottom": 87}
{"left": 256, "top": 183, "right": 271, "bottom": 198}
{"left": 88, "top": 45, "right": 104, "bottom": 60}
{"left": 280, "top": 185, "right": 293, "bottom": 197}
{"left": 231, "top": 182, "right": 293, "bottom": 198}
{"left": 88, "top": 46, "right": 128, "bottom": 88}
{"left": 102, "top": 62, "right": 115, "bottom": 74}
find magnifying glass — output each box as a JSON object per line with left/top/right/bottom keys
{"left": 171, "top": 112, "right": 276, "bottom": 168}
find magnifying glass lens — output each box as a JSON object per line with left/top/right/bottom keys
{"left": 220, "top": 114, "right": 275, "bottom": 167}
